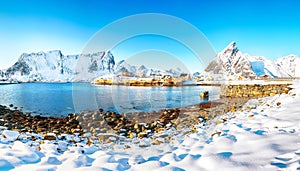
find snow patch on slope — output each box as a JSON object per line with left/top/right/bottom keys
{"left": 275, "top": 55, "right": 300, "bottom": 77}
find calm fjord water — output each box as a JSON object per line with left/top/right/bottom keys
{"left": 0, "top": 83, "right": 219, "bottom": 117}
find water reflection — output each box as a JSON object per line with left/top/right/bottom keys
{"left": 0, "top": 83, "right": 220, "bottom": 117}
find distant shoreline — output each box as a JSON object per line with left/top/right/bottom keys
{"left": 0, "top": 80, "right": 222, "bottom": 86}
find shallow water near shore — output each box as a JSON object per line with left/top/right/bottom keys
{"left": 0, "top": 82, "right": 220, "bottom": 117}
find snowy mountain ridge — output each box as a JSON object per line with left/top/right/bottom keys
{"left": 114, "top": 60, "right": 183, "bottom": 78}
{"left": 2, "top": 50, "right": 115, "bottom": 82}
{"left": 201, "top": 42, "right": 300, "bottom": 80}
{"left": 1, "top": 42, "right": 299, "bottom": 82}
{"left": 1, "top": 50, "right": 185, "bottom": 82}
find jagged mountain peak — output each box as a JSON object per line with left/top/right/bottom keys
{"left": 217, "top": 42, "right": 242, "bottom": 63}
{"left": 115, "top": 60, "right": 131, "bottom": 68}
{"left": 114, "top": 60, "right": 136, "bottom": 76}
{"left": 138, "top": 65, "right": 146, "bottom": 70}
{"left": 106, "top": 50, "right": 114, "bottom": 58}
{"left": 223, "top": 41, "right": 237, "bottom": 50}
{"left": 222, "top": 41, "right": 239, "bottom": 57}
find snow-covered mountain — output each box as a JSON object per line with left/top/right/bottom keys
{"left": 2, "top": 42, "right": 299, "bottom": 82}
{"left": 201, "top": 42, "right": 300, "bottom": 80}
{"left": 201, "top": 42, "right": 256, "bottom": 80}
{"left": 4, "top": 50, "right": 115, "bottom": 82}
{"left": 72, "top": 51, "right": 115, "bottom": 81}
{"left": 247, "top": 55, "right": 289, "bottom": 78}
{"left": 114, "top": 60, "right": 184, "bottom": 78}
{"left": 275, "top": 55, "right": 300, "bottom": 77}
{"left": 136, "top": 65, "right": 148, "bottom": 77}
{"left": 115, "top": 60, "right": 137, "bottom": 77}
{"left": 1, "top": 50, "right": 186, "bottom": 82}
{"left": 164, "top": 68, "right": 183, "bottom": 77}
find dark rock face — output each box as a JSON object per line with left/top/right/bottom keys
{"left": 6, "top": 61, "right": 31, "bottom": 76}
{"left": 88, "top": 60, "right": 98, "bottom": 73}
{"left": 204, "top": 59, "right": 222, "bottom": 74}
{"left": 101, "top": 51, "right": 115, "bottom": 72}
{"left": 0, "top": 70, "right": 6, "bottom": 79}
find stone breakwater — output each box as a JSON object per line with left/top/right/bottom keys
{"left": 220, "top": 82, "right": 292, "bottom": 98}
{"left": 0, "top": 97, "right": 249, "bottom": 143}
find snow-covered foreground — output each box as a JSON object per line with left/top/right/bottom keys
{"left": 1, "top": 83, "right": 300, "bottom": 171}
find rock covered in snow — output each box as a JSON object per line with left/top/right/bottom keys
{"left": 11, "top": 141, "right": 40, "bottom": 163}
{"left": 139, "top": 139, "right": 151, "bottom": 147}
{"left": 2, "top": 130, "right": 20, "bottom": 141}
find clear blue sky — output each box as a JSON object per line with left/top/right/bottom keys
{"left": 0, "top": 0, "right": 300, "bottom": 72}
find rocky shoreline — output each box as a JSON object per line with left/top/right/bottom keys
{"left": 0, "top": 97, "right": 249, "bottom": 143}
